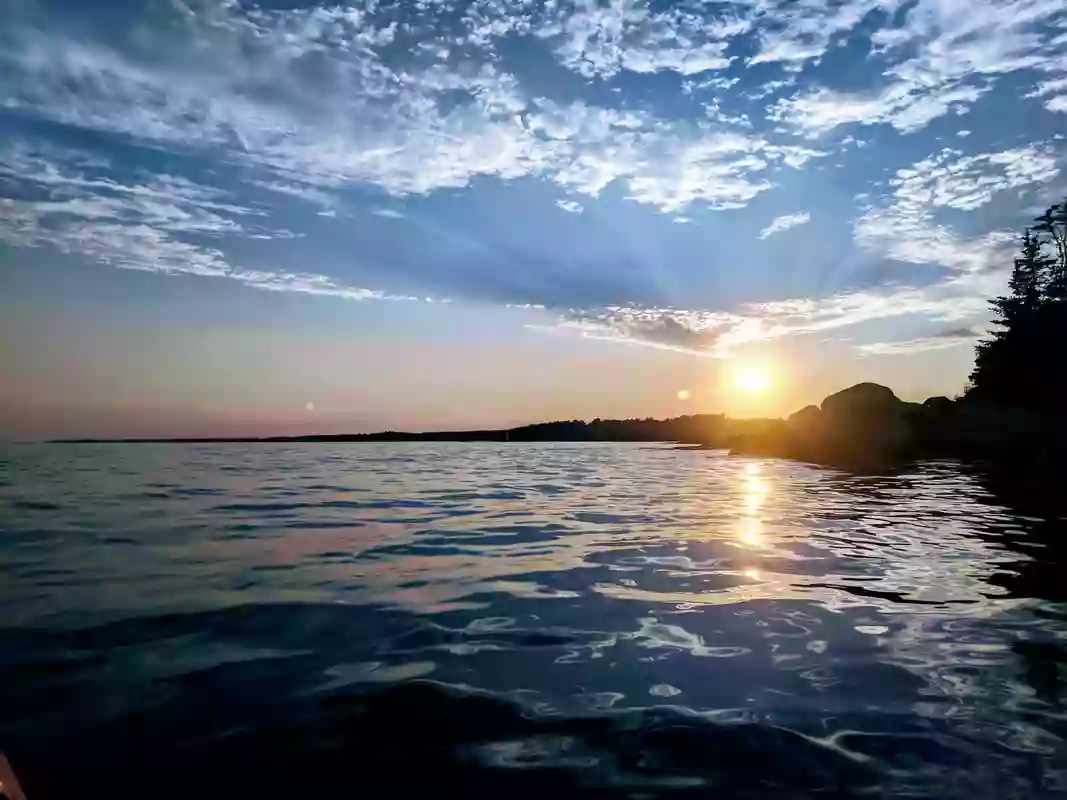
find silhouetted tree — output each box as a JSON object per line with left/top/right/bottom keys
{"left": 1033, "top": 199, "right": 1067, "bottom": 299}
{"left": 968, "top": 202, "right": 1063, "bottom": 411}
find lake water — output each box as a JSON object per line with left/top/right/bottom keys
{"left": 1, "top": 443, "right": 1065, "bottom": 798}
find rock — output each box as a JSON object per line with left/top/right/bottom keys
{"left": 821, "top": 382, "right": 911, "bottom": 446}
{"left": 734, "top": 383, "right": 943, "bottom": 471}
{"left": 787, "top": 405, "right": 827, "bottom": 451}
{"left": 788, "top": 405, "right": 823, "bottom": 428}
{"left": 820, "top": 382, "right": 902, "bottom": 420}
{"left": 923, "top": 396, "right": 954, "bottom": 414}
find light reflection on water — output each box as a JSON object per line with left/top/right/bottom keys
{"left": 1, "top": 442, "right": 1066, "bottom": 798}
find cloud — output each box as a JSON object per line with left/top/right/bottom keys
{"left": 855, "top": 144, "right": 1060, "bottom": 274}
{"left": 539, "top": 0, "right": 748, "bottom": 79}
{"left": 771, "top": 83, "right": 991, "bottom": 137}
{"left": 0, "top": 2, "right": 788, "bottom": 219}
{"left": 554, "top": 279, "right": 993, "bottom": 357}
{"left": 748, "top": 0, "right": 896, "bottom": 68}
{"left": 522, "top": 100, "right": 804, "bottom": 211}
{"left": 1028, "top": 75, "right": 1067, "bottom": 114}
{"left": 1, "top": 0, "right": 1065, "bottom": 363}
{"left": 3, "top": 0, "right": 1058, "bottom": 228}
{"left": 759, "top": 212, "right": 811, "bottom": 239}
{"left": 856, "top": 327, "right": 985, "bottom": 356}
{"left": 0, "top": 143, "right": 414, "bottom": 301}
{"left": 771, "top": 0, "right": 1066, "bottom": 136}
{"left": 545, "top": 137, "right": 1065, "bottom": 357}
{"left": 252, "top": 179, "right": 336, "bottom": 208}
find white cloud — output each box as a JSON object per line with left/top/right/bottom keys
{"left": 554, "top": 278, "right": 993, "bottom": 357}
{"left": 2, "top": 0, "right": 1066, "bottom": 350}
{"left": 771, "top": 83, "right": 990, "bottom": 137}
{"left": 0, "top": 1, "right": 807, "bottom": 221}
{"left": 2, "top": 0, "right": 1057, "bottom": 239}
{"left": 855, "top": 145, "right": 1060, "bottom": 273}
{"left": 0, "top": 144, "right": 415, "bottom": 301}
{"left": 522, "top": 100, "right": 799, "bottom": 211}
{"left": 772, "top": 0, "right": 1067, "bottom": 136}
{"left": 759, "top": 211, "right": 811, "bottom": 239}
{"left": 545, "top": 137, "right": 1064, "bottom": 358}
{"left": 857, "top": 327, "right": 984, "bottom": 356}
{"left": 1032, "top": 72, "right": 1067, "bottom": 113}
{"left": 1030, "top": 76, "right": 1067, "bottom": 98}
{"left": 252, "top": 179, "right": 336, "bottom": 208}
{"left": 538, "top": 0, "right": 748, "bottom": 79}
{"left": 749, "top": 0, "right": 901, "bottom": 67}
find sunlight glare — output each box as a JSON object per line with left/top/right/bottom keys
{"left": 733, "top": 365, "right": 772, "bottom": 395}
{"left": 677, "top": 389, "right": 691, "bottom": 401}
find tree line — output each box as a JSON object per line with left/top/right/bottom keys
{"left": 967, "top": 199, "right": 1067, "bottom": 412}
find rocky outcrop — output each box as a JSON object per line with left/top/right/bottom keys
{"left": 731, "top": 383, "right": 915, "bottom": 470}
{"left": 820, "top": 382, "right": 900, "bottom": 420}
{"left": 728, "top": 382, "right": 1067, "bottom": 472}
{"left": 788, "top": 405, "right": 823, "bottom": 429}
{"left": 923, "top": 396, "right": 954, "bottom": 414}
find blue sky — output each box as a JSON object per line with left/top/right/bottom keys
{"left": 2, "top": 0, "right": 1066, "bottom": 437}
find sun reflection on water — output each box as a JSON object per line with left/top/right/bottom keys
{"left": 744, "top": 477, "right": 768, "bottom": 514}
{"left": 737, "top": 516, "right": 763, "bottom": 547}
{"left": 736, "top": 462, "right": 769, "bottom": 550}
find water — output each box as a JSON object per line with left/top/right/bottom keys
{"left": 1, "top": 443, "right": 1065, "bottom": 798}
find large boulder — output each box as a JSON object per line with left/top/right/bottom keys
{"left": 821, "top": 382, "right": 903, "bottom": 421}
{"left": 735, "top": 383, "right": 928, "bottom": 470}
{"left": 788, "top": 404, "right": 823, "bottom": 429}
{"left": 821, "top": 383, "right": 911, "bottom": 443}
{"left": 787, "top": 405, "right": 826, "bottom": 447}
{"left": 923, "top": 396, "right": 955, "bottom": 414}
{"left": 802, "top": 383, "right": 911, "bottom": 468}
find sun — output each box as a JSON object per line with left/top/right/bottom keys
{"left": 733, "top": 365, "right": 772, "bottom": 395}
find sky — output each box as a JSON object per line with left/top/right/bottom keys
{"left": 2, "top": 0, "right": 1066, "bottom": 438}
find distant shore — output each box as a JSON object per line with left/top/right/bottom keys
{"left": 50, "top": 382, "right": 1067, "bottom": 479}
{"left": 50, "top": 414, "right": 731, "bottom": 446}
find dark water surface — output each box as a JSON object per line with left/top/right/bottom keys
{"left": 2, "top": 443, "right": 1066, "bottom": 798}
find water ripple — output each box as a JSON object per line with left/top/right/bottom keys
{"left": 1, "top": 442, "right": 1065, "bottom": 798}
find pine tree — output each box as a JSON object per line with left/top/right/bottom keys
{"left": 968, "top": 228, "right": 1051, "bottom": 408}
{"left": 1034, "top": 199, "right": 1067, "bottom": 300}
{"left": 1007, "top": 229, "right": 1049, "bottom": 314}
